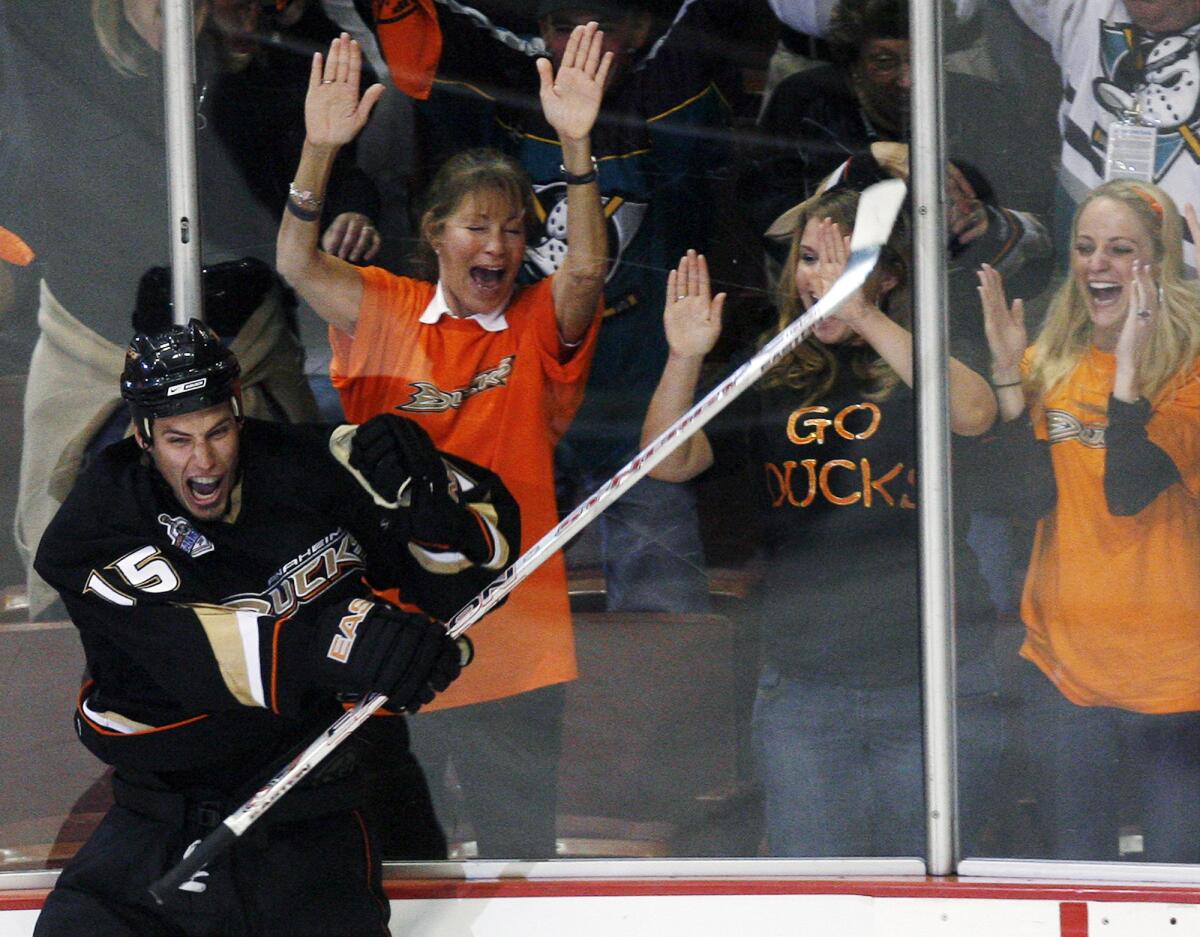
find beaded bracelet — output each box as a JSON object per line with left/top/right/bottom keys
{"left": 289, "top": 181, "right": 326, "bottom": 213}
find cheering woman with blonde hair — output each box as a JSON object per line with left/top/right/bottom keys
{"left": 979, "top": 179, "right": 1200, "bottom": 862}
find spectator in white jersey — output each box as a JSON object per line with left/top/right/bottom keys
{"left": 1007, "top": 0, "right": 1200, "bottom": 270}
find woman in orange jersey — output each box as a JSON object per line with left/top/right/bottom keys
{"left": 979, "top": 180, "right": 1200, "bottom": 861}
{"left": 277, "top": 28, "right": 609, "bottom": 858}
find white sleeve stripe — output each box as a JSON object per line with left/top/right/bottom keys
{"left": 236, "top": 609, "right": 266, "bottom": 708}
{"left": 80, "top": 697, "right": 154, "bottom": 734}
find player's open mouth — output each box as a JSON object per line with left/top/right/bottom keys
{"left": 470, "top": 266, "right": 506, "bottom": 290}
{"left": 186, "top": 476, "right": 224, "bottom": 505}
{"left": 1088, "top": 281, "right": 1123, "bottom": 307}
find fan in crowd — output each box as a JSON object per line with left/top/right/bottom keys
{"left": 640, "top": 188, "right": 1003, "bottom": 856}
{"left": 977, "top": 179, "right": 1200, "bottom": 861}
{"left": 276, "top": 27, "right": 607, "bottom": 859}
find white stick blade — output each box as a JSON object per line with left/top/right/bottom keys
{"left": 849, "top": 179, "right": 907, "bottom": 254}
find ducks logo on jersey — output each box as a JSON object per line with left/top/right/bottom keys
{"left": 1092, "top": 21, "right": 1200, "bottom": 181}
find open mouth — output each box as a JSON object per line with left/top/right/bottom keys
{"left": 186, "top": 476, "right": 224, "bottom": 507}
{"left": 470, "top": 266, "right": 506, "bottom": 291}
{"left": 1088, "top": 281, "right": 1123, "bottom": 307}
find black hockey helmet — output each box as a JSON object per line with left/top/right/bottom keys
{"left": 121, "top": 319, "right": 242, "bottom": 440}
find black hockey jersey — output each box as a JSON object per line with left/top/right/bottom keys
{"left": 34, "top": 419, "right": 518, "bottom": 792}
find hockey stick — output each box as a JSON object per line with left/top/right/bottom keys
{"left": 148, "top": 178, "right": 905, "bottom": 903}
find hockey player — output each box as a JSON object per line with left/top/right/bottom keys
{"left": 31, "top": 320, "right": 519, "bottom": 937}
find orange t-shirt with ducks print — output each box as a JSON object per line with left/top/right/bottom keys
{"left": 1020, "top": 345, "right": 1200, "bottom": 713}
{"left": 330, "top": 267, "right": 600, "bottom": 710}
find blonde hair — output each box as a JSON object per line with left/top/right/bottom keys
{"left": 1026, "top": 180, "right": 1200, "bottom": 409}
{"left": 93, "top": 0, "right": 211, "bottom": 76}
{"left": 92, "top": 0, "right": 155, "bottom": 76}
{"left": 761, "top": 187, "right": 911, "bottom": 406}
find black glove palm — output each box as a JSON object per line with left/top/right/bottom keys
{"left": 350, "top": 414, "right": 445, "bottom": 504}
{"left": 314, "top": 598, "right": 463, "bottom": 712}
{"left": 350, "top": 415, "right": 493, "bottom": 564}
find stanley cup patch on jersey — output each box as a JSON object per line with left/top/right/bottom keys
{"left": 1091, "top": 21, "right": 1200, "bottom": 182}
{"left": 158, "top": 513, "right": 215, "bottom": 557}
{"left": 398, "top": 355, "right": 515, "bottom": 413}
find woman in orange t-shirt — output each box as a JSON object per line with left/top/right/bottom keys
{"left": 276, "top": 29, "right": 610, "bottom": 859}
{"left": 979, "top": 180, "right": 1200, "bottom": 862}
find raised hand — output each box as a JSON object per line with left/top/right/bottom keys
{"left": 1113, "top": 259, "right": 1159, "bottom": 401}
{"left": 815, "top": 217, "right": 868, "bottom": 327}
{"left": 535, "top": 22, "right": 612, "bottom": 142}
{"left": 976, "top": 263, "right": 1027, "bottom": 379}
{"left": 305, "top": 34, "right": 385, "bottom": 149}
{"left": 664, "top": 250, "right": 726, "bottom": 359}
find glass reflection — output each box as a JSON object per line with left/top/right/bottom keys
{"left": 4, "top": 0, "right": 1197, "bottom": 889}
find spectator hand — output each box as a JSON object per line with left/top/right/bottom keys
{"left": 1113, "top": 260, "right": 1159, "bottom": 402}
{"left": 322, "top": 212, "right": 381, "bottom": 263}
{"left": 946, "top": 163, "right": 987, "bottom": 246}
{"left": 868, "top": 144, "right": 987, "bottom": 245}
{"left": 305, "top": 33, "right": 385, "bottom": 149}
{"left": 816, "top": 217, "right": 870, "bottom": 328}
{"left": 869, "top": 142, "right": 910, "bottom": 181}
{"left": 314, "top": 598, "right": 463, "bottom": 712}
{"left": 976, "top": 263, "right": 1026, "bottom": 381}
{"left": 535, "top": 21, "right": 612, "bottom": 142}
{"left": 664, "top": 250, "right": 726, "bottom": 360}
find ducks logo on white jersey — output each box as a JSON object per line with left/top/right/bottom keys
{"left": 1092, "top": 21, "right": 1200, "bottom": 181}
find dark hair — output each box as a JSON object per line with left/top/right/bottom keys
{"left": 416, "top": 149, "right": 538, "bottom": 279}
{"left": 537, "top": 0, "right": 630, "bottom": 19}
{"left": 827, "top": 0, "right": 908, "bottom": 66}
{"left": 827, "top": 0, "right": 972, "bottom": 65}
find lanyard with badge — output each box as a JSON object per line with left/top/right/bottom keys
{"left": 1103, "top": 27, "right": 1200, "bottom": 181}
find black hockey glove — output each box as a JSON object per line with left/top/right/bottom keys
{"left": 351, "top": 414, "right": 494, "bottom": 565}
{"left": 313, "top": 598, "right": 464, "bottom": 712}
{"left": 350, "top": 414, "right": 445, "bottom": 505}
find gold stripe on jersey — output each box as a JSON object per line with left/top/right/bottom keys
{"left": 193, "top": 604, "right": 267, "bottom": 708}
{"left": 468, "top": 502, "right": 509, "bottom": 570}
{"left": 406, "top": 500, "right": 509, "bottom": 574}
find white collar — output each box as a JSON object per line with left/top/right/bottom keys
{"left": 419, "top": 282, "right": 510, "bottom": 331}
